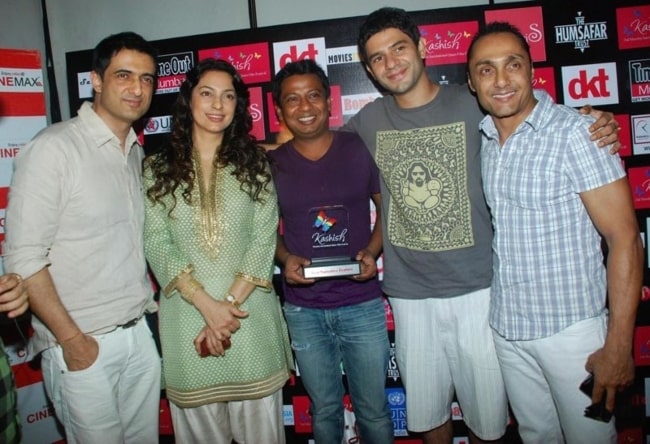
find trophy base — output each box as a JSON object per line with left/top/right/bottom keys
{"left": 303, "top": 256, "right": 361, "bottom": 279}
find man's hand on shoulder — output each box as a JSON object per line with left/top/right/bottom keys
{"left": 579, "top": 105, "right": 621, "bottom": 153}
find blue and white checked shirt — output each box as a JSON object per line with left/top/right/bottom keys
{"left": 480, "top": 90, "right": 625, "bottom": 340}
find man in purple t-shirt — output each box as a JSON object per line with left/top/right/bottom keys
{"left": 267, "top": 59, "right": 393, "bottom": 443}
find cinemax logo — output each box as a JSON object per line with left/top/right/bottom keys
{"left": 0, "top": 68, "right": 44, "bottom": 92}
{"left": 555, "top": 12, "right": 607, "bottom": 52}
{"left": 144, "top": 115, "right": 172, "bottom": 135}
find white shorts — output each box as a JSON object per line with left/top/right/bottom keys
{"left": 493, "top": 314, "right": 616, "bottom": 444}
{"left": 390, "top": 288, "right": 508, "bottom": 440}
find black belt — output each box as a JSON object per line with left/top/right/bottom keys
{"left": 117, "top": 317, "right": 141, "bottom": 329}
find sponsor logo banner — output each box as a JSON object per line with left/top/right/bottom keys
{"left": 249, "top": 86, "right": 265, "bottom": 141}
{"left": 614, "top": 114, "right": 631, "bottom": 157}
{"left": 156, "top": 52, "right": 194, "bottom": 94}
{"left": 617, "top": 5, "right": 650, "bottom": 50}
{"left": 387, "top": 387, "right": 407, "bottom": 436}
{"left": 77, "top": 71, "right": 92, "bottom": 99}
{"left": 143, "top": 115, "right": 172, "bottom": 136}
{"left": 554, "top": 12, "right": 608, "bottom": 53}
{"left": 628, "top": 166, "right": 650, "bottom": 209}
{"left": 326, "top": 46, "right": 359, "bottom": 66}
{"left": 273, "top": 38, "right": 328, "bottom": 75}
{"left": 634, "top": 325, "right": 650, "bottom": 366}
{"left": 484, "top": 6, "right": 546, "bottom": 62}
{"left": 0, "top": 68, "right": 44, "bottom": 92}
{"left": 341, "top": 92, "right": 381, "bottom": 117}
{"left": 419, "top": 21, "right": 478, "bottom": 66}
{"left": 561, "top": 62, "right": 618, "bottom": 107}
{"left": 292, "top": 395, "right": 312, "bottom": 433}
{"left": 199, "top": 43, "right": 270, "bottom": 84}
{"left": 387, "top": 343, "right": 400, "bottom": 381}
{"left": 629, "top": 58, "right": 650, "bottom": 103}
{"left": 532, "top": 67, "right": 557, "bottom": 102}
{"left": 632, "top": 114, "right": 650, "bottom": 155}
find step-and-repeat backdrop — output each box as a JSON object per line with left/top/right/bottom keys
{"left": 2, "top": 0, "right": 649, "bottom": 442}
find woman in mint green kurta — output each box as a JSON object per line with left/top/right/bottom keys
{"left": 143, "top": 59, "right": 292, "bottom": 443}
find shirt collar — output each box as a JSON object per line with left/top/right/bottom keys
{"left": 478, "top": 89, "right": 552, "bottom": 141}
{"left": 77, "top": 101, "right": 141, "bottom": 153}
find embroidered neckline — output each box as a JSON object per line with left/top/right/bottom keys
{"left": 193, "top": 147, "right": 226, "bottom": 259}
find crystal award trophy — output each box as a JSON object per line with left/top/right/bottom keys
{"left": 303, "top": 205, "right": 361, "bottom": 279}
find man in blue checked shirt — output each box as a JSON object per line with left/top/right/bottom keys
{"left": 467, "top": 21, "right": 643, "bottom": 444}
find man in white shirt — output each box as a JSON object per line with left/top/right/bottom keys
{"left": 3, "top": 32, "right": 161, "bottom": 444}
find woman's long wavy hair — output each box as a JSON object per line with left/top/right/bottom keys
{"left": 146, "top": 58, "right": 271, "bottom": 213}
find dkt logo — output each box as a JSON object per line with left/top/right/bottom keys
{"left": 273, "top": 37, "right": 328, "bottom": 76}
{"left": 561, "top": 62, "right": 619, "bottom": 107}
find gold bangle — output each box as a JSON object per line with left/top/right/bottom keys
{"left": 224, "top": 293, "right": 241, "bottom": 308}
{"left": 179, "top": 278, "right": 203, "bottom": 304}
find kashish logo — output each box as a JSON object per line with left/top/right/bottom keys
{"left": 617, "top": 5, "right": 650, "bottom": 50}
{"left": 561, "top": 62, "right": 618, "bottom": 107}
{"left": 200, "top": 42, "right": 271, "bottom": 84}
{"left": 143, "top": 115, "right": 172, "bottom": 135}
{"left": 634, "top": 326, "right": 650, "bottom": 366}
{"left": 156, "top": 52, "right": 193, "bottom": 95}
{"left": 273, "top": 37, "right": 328, "bottom": 75}
{"left": 419, "top": 21, "right": 478, "bottom": 66}
{"left": 532, "top": 66, "right": 557, "bottom": 102}
{"left": 0, "top": 68, "right": 43, "bottom": 92}
{"left": 628, "top": 166, "right": 650, "bottom": 209}
{"left": 629, "top": 59, "right": 650, "bottom": 103}
{"left": 555, "top": 12, "right": 608, "bottom": 52}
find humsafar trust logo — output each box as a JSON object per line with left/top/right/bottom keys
{"left": 629, "top": 59, "right": 650, "bottom": 103}
{"left": 143, "top": 115, "right": 172, "bottom": 136}
{"left": 156, "top": 52, "right": 194, "bottom": 95}
{"left": 617, "top": 5, "right": 650, "bottom": 50}
{"left": 555, "top": 12, "right": 608, "bottom": 52}
{"left": 419, "top": 21, "right": 478, "bottom": 66}
{"left": 561, "top": 62, "right": 618, "bottom": 107}
{"left": 0, "top": 68, "right": 43, "bottom": 92}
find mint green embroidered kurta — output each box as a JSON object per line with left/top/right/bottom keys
{"left": 143, "top": 160, "right": 292, "bottom": 408}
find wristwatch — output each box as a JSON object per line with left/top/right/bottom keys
{"left": 224, "top": 293, "right": 241, "bottom": 308}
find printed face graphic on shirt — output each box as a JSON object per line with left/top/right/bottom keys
{"left": 375, "top": 122, "right": 475, "bottom": 252}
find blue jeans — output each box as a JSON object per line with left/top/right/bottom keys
{"left": 283, "top": 298, "right": 393, "bottom": 444}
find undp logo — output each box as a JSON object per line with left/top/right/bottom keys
{"left": 387, "top": 390, "right": 405, "bottom": 406}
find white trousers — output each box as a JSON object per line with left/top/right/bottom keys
{"left": 493, "top": 314, "right": 616, "bottom": 444}
{"left": 170, "top": 389, "right": 285, "bottom": 444}
{"left": 41, "top": 319, "right": 161, "bottom": 444}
